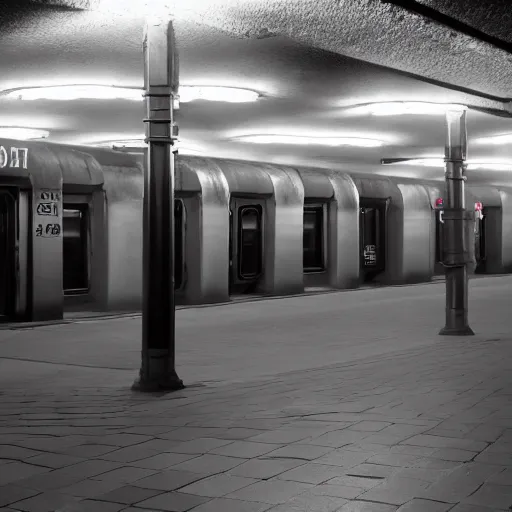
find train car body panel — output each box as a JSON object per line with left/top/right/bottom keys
{"left": 396, "top": 182, "right": 432, "bottom": 284}
{"left": 499, "top": 187, "right": 512, "bottom": 273}
{"left": 260, "top": 163, "right": 304, "bottom": 296}
{"left": 178, "top": 157, "right": 230, "bottom": 304}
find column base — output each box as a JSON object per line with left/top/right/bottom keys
{"left": 132, "top": 374, "right": 185, "bottom": 392}
{"left": 439, "top": 325, "right": 475, "bottom": 336}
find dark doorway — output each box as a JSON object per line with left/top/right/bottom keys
{"left": 359, "top": 198, "right": 387, "bottom": 282}
{"left": 63, "top": 205, "right": 89, "bottom": 294}
{"left": 0, "top": 189, "right": 17, "bottom": 320}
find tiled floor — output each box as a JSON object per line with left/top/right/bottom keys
{"left": 1, "top": 276, "right": 512, "bottom": 511}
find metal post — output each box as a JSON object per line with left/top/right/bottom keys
{"left": 132, "top": 18, "right": 185, "bottom": 391}
{"left": 439, "top": 109, "right": 475, "bottom": 336}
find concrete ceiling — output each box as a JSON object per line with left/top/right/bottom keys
{"left": 1, "top": 0, "right": 512, "bottom": 184}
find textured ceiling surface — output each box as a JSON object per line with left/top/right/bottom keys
{"left": 0, "top": 0, "right": 509, "bottom": 184}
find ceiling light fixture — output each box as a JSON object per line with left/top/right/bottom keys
{"left": 381, "top": 157, "right": 512, "bottom": 171}
{"left": 349, "top": 102, "right": 468, "bottom": 116}
{"left": 3, "top": 85, "right": 260, "bottom": 103}
{"left": 0, "top": 127, "right": 50, "bottom": 140}
{"left": 236, "top": 134, "right": 385, "bottom": 148}
{"left": 473, "top": 134, "right": 512, "bottom": 145}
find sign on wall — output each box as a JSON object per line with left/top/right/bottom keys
{"left": 35, "top": 190, "right": 61, "bottom": 238}
{"left": 0, "top": 146, "right": 28, "bottom": 169}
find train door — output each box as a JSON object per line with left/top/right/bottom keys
{"left": 174, "top": 198, "right": 184, "bottom": 290}
{"left": 0, "top": 189, "right": 17, "bottom": 321}
{"left": 359, "top": 198, "right": 387, "bottom": 282}
{"left": 474, "top": 205, "right": 488, "bottom": 273}
{"left": 63, "top": 204, "right": 89, "bottom": 295}
{"left": 229, "top": 198, "right": 264, "bottom": 294}
{"left": 435, "top": 208, "right": 445, "bottom": 274}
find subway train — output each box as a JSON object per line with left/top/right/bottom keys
{"left": 1, "top": 137, "right": 512, "bottom": 323}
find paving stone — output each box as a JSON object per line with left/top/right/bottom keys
{"left": 306, "top": 484, "right": 365, "bottom": 500}
{"left": 165, "top": 438, "right": 233, "bottom": 455}
{"left": 10, "top": 491, "right": 81, "bottom": 512}
{"left": 392, "top": 467, "right": 452, "bottom": 483}
{"left": 0, "top": 485, "right": 41, "bottom": 507}
{"left": 347, "top": 422, "right": 393, "bottom": 432}
{"left": 57, "top": 478, "right": 123, "bottom": 498}
{"left": 366, "top": 453, "right": 420, "bottom": 467}
{"left": 92, "top": 434, "right": 152, "bottom": 448}
{"left": 226, "top": 480, "right": 313, "bottom": 504}
{"left": 26, "top": 453, "right": 85, "bottom": 469}
{"left": 0, "top": 446, "right": 43, "bottom": 461}
{"left": 358, "top": 476, "right": 431, "bottom": 506}
{"left": 187, "top": 497, "right": 273, "bottom": 512}
{"left": 94, "top": 485, "right": 163, "bottom": 505}
{"left": 345, "top": 463, "right": 397, "bottom": 479}
{"left": 305, "top": 430, "right": 371, "bottom": 448}
{"left": 324, "top": 475, "right": 383, "bottom": 490}
{"left": 487, "top": 467, "right": 512, "bottom": 485}
{"left": 397, "top": 499, "right": 453, "bottom": 512}
{"left": 132, "top": 470, "right": 207, "bottom": 491}
{"left": 60, "top": 446, "right": 119, "bottom": 458}
{"left": 276, "top": 463, "right": 347, "bottom": 484}
{"left": 415, "top": 461, "right": 503, "bottom": 503}
{"left": 400, "top": 435, "right": 487, "bottom": 452}
{"left": 247, "top": 430, "right": 316, "bottom": 444}
{"left": 428, "top": 448, "right": 477, "bottom": 462}
{"left": 262, "top": 444, "right": 333, "bottom": 461}
{"left": 336, "top": 501, "right": 398, "bottom": 511}
{"left": 131, "top": 452, "right": 199, "bottom": 470}
{"left": 312, "top": 449, "right": 371, "bottom": 468}
{"left": 133, "top": 491, "right": 210, "bottom": 511}
{"left": 448, "top": 504, "right": 496, "bottom": 511}
{"left": 178, "top": 474, "right": 258, "bottom": 498}
{"left": 460, "top": 482, "right": 512, "bottom": 509}
{"left": 396, "top": 499, "right": 452, "bottom": 511}
{"left": 389, "top": 446, "right": 438, "bottom": 457}
{"left": 91, "top": 467, "right": 158, "bottom": 485}
{"left": 209, "top": 441, "right": 280, "bottom": 459}
{"left": 266, "top": 492, "right": 347, "bottom": 511}
{"left": 169, "top": 454, "right": 244, "bottom": 476}
{"left": 0, "top": 462, "right": 52, "bottom": 486}
{"left": 56, "top": 500, "right": 125, "bottom": 511}
{"left": 411, "top": 458, "right": 463, "bottom": 470}
{"left": 228, "top": 458, "right": 305, "bottom": 479}
{"left": 97, "top": 445, "right": 161, "bottom": 463}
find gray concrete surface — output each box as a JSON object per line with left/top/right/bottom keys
{"left": 0, "top": 276, "right": 511, "bottom": 511}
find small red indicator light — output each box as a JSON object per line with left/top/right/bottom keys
{"left": 435, "top": 198, "right": 444, "bottom": 207}
{"left": 475, "top": 202, "right": 483, "bottom": 211}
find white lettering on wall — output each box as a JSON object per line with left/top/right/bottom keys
{"left": 10, "top": 147, "right": 28, "bottom": 169}
{"left": 0, "top": 146, "right": 28, "bottom": 169}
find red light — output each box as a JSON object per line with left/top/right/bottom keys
{"left": 435, "top": 198, "right": 444, "bottom": 207}
{"left": 475, "top": 202, "right": 483, "bottom": 211}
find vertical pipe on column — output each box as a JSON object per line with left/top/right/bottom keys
{"left": 439, "top": 110, "right": 474, "bottom": 336}
{"left": 132, "top": 18, "right": 185, "bottom": 391}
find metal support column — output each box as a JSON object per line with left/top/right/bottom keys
{"left": 132, "top": 18, "right": 185, "bottom": 392}
{"left": 439, "top": 110, "right": 475, "bottom": 336}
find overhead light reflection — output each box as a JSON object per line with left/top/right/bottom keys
{"left": 382, "top": 157, "right": 512, "bottom": 171}
{"left": 0, "top": 127, "right": 50, "bottom": 140}
{"left": 236, "top": 134, "right": 385, "bottom": 148}
{"left": 348, "top": 102, "right": 468, "bottom": 116}
{"left": 474, "top": 134, "right": 512, "bottom": 145}
{"left": 3, "top": 85, "right": 260, "bottom": 103}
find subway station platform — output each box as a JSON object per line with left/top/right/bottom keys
{"left": 1, "top": 276, "right": 512, "bottom": 511}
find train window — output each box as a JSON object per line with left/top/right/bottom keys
{"left": 63, "top": 205, "right": 89, "bottom": 294}
{"left": 238, "top": 206, "right": 263, "bottom": 280}
{"left": 303, "top": 206, "right": 325, "bottom": 272}
{"left": 174, "top": 199, "right": 184, "bottom": 290}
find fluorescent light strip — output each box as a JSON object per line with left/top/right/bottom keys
{"left": 236, "top": 134, "right": 385, "bottom": 148}
{"left": 349, "top": 102, "right": 468, "bottom": 116}
{"left": 3, "top": 85, "right": 260, "bottom": 103}
{"left": 0, "top": 127, "right": 50, "bottom": 140}
{"left": 382, "top": 158, "right": 512, "bottom": 171}
{"left": 474, "top": 134, "right": 512, "bottom": 145}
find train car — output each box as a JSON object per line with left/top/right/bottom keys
{"left": 2, "top": 139, "right": 511, "bottom": 323}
